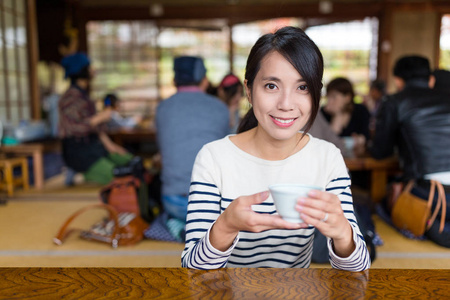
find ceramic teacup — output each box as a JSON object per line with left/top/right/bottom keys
{"left": 269, "top": 184, "right": 323, "bottom": 223}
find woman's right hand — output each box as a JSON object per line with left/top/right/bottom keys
{"left": 209, "top": 191, "right": 303, "bottom": 251}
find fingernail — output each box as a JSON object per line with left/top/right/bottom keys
{"left": 260, "top": 191, "right": 269, "bottom": 198}
{"left": 308, "top": 190, "right": 318, "bottom": 197}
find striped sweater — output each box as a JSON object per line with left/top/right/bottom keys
{"left": 181, "top": 135, "right": 370, "bottom": 271}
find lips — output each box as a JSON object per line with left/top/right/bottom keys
{"left": 271, "top": 116, "right": 297, "bottom": 127}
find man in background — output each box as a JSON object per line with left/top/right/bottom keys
{"left": 370, "top": 55, "right": 450, "bottom": 247}
{"left": 155, "top": 56, "right": 229, "bottom": 240}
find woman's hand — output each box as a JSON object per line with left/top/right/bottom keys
{"left": 296, "top": 190, "right": 355, "bottom": 258}
{"left": 210, "top": 191, "right": 303, "bottom": 251}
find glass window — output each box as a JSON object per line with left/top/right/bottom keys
{"left": 0, "top": 0, "right": 30, "bottom": 124}
{"left": 439, "top": 14, "right": 450, "bottom": 69}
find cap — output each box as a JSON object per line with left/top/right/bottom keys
{"left": 61, "top": 52, "right": 91, "bottom": 78}
{"left": 173, "top": 56, "right": 206, "bottom": 86}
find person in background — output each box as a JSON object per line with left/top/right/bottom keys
{"left": 321, "top": 77, "right": 371, "bottom": 150}
{"left": 155, "top": 56, "right": 229, "bottom": 240}
{"left": 182, "top": 26, "right": 370, "bottom": 270}
{"left": 58, "top": 53, "right": 132, "bottom": 185}
{"left": 364, "top": 79, "right": 386, "bottom": 135}
{"left": 103, "top": 93, "right": 142, "bottom": 131}
{"left": 370, "top": 55, "right": 450, "bottom": 248}
{"left": 216, "top": 73, "right": 244, "bottom": 134}
{"left": 432, "top": 69, "right": 450, "bottom": 93}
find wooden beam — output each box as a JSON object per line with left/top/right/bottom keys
{"left": 78, "top": 3, "right": 383, "bottom": 24}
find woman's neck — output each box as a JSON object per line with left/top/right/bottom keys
{"left": 231, "top": 128, "right": 309, "bottom": 161}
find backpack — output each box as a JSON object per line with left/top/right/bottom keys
{"left": 100, "top": 157, "right": 161, "bottom": 223}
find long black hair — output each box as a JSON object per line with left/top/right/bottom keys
{"left": 237, "top": 26, "right": 324, "bottom": 134}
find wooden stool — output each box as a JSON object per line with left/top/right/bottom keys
{"left": 0, "top": 157, "right": 29, "bottom": 196}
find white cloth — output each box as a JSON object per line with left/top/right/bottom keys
{"left": 181, "top": 134, "right": 371, "bottom": 271}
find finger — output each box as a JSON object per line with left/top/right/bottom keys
{"left": 250, "top": 214, "right": 303, "bottom": 231}
{"left": 241, "top": 191, "right": 269, "bottom": 206}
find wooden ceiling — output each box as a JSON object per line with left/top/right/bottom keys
{"left": 67, "top": 0, "right": 449, "bottom": 25}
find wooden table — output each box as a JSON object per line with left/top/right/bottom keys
{"left": 109, "top": 128, "right": 156, "bottom": 146}
{"left": 0, "top": 143, "right": 52, "bottom": 190}
{"left": 0, "top": 268, "right": 448, "bottom": 299}
{"left": 344, "top": 156, "right": 400, "bottom": 203}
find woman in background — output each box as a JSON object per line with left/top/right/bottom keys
{"left": 216, "top": 74, "right": 244, "bottom": 134}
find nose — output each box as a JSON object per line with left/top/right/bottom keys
{"left": 277, "top": 90, "right": 294, "bottom": 111}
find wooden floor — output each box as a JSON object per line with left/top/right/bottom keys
{"left": 1, "top": 174, "right": 449, "bottom": 269}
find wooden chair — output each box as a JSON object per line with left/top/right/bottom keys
{"left": 0, "top": 157, "right": 29, "bottom": 196}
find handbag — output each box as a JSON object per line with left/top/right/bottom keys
{"left": 53, "top": 203, "right": 148, "bottom": 248}
{"left": 391, "top": 180, "right": 447, "bottom": 237}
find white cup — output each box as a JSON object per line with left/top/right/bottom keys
{"left": 269, "top": 184, "right": 323, "bottom": 223}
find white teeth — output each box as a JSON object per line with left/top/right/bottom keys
{"left": 274, "top": 117, "right": 294, "bottom": 124}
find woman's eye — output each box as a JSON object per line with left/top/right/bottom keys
{"left": 298, "top": 85, "right": 308, "bottom": 91}
{"left": 265, "top": 83, "right": 277, "bottom": 90}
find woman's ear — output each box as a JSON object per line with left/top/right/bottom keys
{"left": 244, "top": 79, "right": 252, "bottom": 105}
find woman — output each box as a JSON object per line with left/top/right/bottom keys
{"left": 217, "top": 73, "right": 244, "bottom": 134}
{"left": 181, "top": 27, "right": 370, "bottom": 271}
{"left": 321, "top": 77, "right": 371, "bottom": 154}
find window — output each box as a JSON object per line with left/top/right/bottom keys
{"left": 87, "top": 20, "right": 230, "bottom": 124}
{"left": 87, "top": 21, "right": 159, "bottom": 122}
{"left": 0, "top": 0, "right": 29, "bottom": 124}
{"left": 439, "top": 14, "right": 450, "bottom": 69}
{"left": 232, "top": 17, "right": 378, "bottom": 102}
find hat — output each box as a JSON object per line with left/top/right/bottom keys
{"left": 219, "top": 74, "right": 241, "bottom": 89}
{"left": 61, "top": 52, "right": 91, "bottom": 78}
{"left": 173, "top": 56, "right": 206, "bottom": 86}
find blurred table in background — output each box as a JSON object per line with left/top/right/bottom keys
{"left": 0, "top": 140, "right": 60, "bottom": 190}
{"left": 345, "top": 155, "right": 400, "bottom": 203}
{"left": 0, "top": 267, "right": 448, "bottom": 299}
{"left": 108, "top": 128, "right": 156, "bottom": 146}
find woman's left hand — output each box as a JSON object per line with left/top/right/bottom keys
{"left": 296, "top": 189, "right": 355, "bottom": 257}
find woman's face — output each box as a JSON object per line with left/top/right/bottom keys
{"left": 245, "top": 51, "right": 312, "bottom": 142}
{"left": 325, "top": 90, "right": 351, "bottom": 114}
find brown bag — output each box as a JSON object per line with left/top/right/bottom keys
{"left": 100, "top": 175, "right": 141, "bottom": 214}
{"left": 53, "top": 203, "right": 148, "bottom": 248}
{"left": 391, "top": 180, "right": 447, "bottom": 237}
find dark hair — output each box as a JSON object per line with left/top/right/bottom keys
{"left": 69, "top": 65, "right": 91, "bottom": 84}
{"left": 237, "top": 26, "right": 324, "bottom": 134}
{"left": 432, "top": 69, "right": 450, "bottom": 93}
{"left": 326, "top": 77, "right": 355, "bottom": 112}
{"left": 370, "top": 79, "right": 386, "bottom": 95}
{"left": 393, "top": 55, "right": 430, "bottom": 82}
{"left": 104, "top": 93, "right": 119, "bottom": 108}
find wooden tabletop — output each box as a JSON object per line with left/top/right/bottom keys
{"left": 0, "top": 268, "right": 448, "bottom": 299}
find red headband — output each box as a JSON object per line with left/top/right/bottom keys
{"left": 219, "top": 74, "right": 241, "bottom": 88}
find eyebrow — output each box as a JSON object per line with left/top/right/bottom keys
{"left": 261, "top": 76, "right": 306, "bottom": 83}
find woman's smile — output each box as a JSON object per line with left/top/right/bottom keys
{"left": 271, "top": 116, "right": 298, "bottom": 127}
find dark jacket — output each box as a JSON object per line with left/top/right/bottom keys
{"left": 369, "top": 79, "right": 450, "bottom": 180}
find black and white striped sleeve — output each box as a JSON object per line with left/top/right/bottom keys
{"left": 181, "top": 146, "right": 237, "bottom": 269}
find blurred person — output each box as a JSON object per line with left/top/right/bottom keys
{"left": 155, "top": 56, "right": 229, "bottom": 240}
{"left": 58, "top": 53, "right": 132, "bottom": 185}
{"left": 321, "top": 77, "right": 371, "bottom": 157}
{"left": 216, "top": 73, "right": 244, "bottom": 134}
{"left": 103, "top": 93, "right": 142, "bottom": 131}
{"left": 432, "top": 69, "right": 450, "bottom": 93}
{"left": 364, "top": 79, "right": 386, "bottom": 135}
{"left": 370, "top": 55, "right": 450, "bottom": 248}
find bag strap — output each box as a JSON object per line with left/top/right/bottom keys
{"left": 53, "top": 203, "right": 121, "bottom": 248}
{"left": 426, "top": 180, "right": 447, "bottom": 233}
